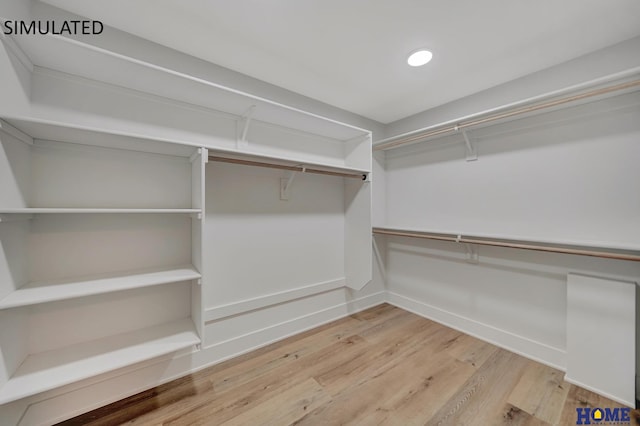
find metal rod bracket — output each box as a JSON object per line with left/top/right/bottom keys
{"left": 465, "top": 243, "right": 479, "bottom": 264}
{"left": 459, "top": 128, "right": 478, "bottom": 161}
{"left": 237, "top": 105, "right": 255, "bottom": 149}
{"left": 280, "top": 169, "right": 301, "bottom": 200}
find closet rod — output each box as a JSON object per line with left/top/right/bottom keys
{"left": 208, "top": 156, "right": 367, "bottom": 180}
{"left": 374, "top": 78, "right": 640, "bottom": 151}
{"left": 372, "top": 228, "right": 640, "bottom": 262}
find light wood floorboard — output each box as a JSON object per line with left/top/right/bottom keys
{"left": 56, "top": 304, "right": 639, "bottom": 426}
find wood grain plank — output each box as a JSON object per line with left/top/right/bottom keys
{"left": 294, "top": 344, "right": 455, "bottom": 424}
{"left": 161, "top": 335, "right": 368, "bottom": 425}
{"left": 445, "top": 333, "right": 498, "bottom": 369}
{"left": 425, "top": 348, "right": 529, "bottom": 426}
{"left": 220, "top": 378, "right": 331, "bottom": 426}
{"left": 355, "top": 355, "right": 477, "bottom": 426}
{"left": 507, "top": 360, "right": 569, "bottom": 424}
{"left": 493, "top": 403, "right": 551, "bottom": 426}
{"left": 313, "top": 316, "right": 449, "bottom": 395}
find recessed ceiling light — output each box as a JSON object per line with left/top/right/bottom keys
{"left": 407, "top": 49, "right": 433, "bottom": 67}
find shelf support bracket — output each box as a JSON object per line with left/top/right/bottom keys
{"left": 237, "top": 105, "right": 255, "bottom": 150}
{"left": 457, "top": 127, "right": 477, "bottom": 161}
{"left": 464, "top": 243, "right": 479, "bottom": 264}
{"left": 281, "top": 168, "right": 301, "bottom": 200}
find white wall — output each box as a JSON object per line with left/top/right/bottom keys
{"left": 30, "top": 140, "right": 192, "bottom": 208}
{"left": 386, "top": 93, "right": 640, "bottom": 246}
{"left": 382, "top": 89, "right": 640, "bottom": 372}
{"left": 204, "top": 161, "right": 345, "bottom": 310}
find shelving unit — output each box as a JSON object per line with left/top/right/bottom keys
{"left": 3, "top": 31, "right": 373, "bottom": 174}
{"left": 0, "top": 119, "right": 206, "bottom": 404}
{"left": 0, "top": 28, "right": 372, "bottom": 409}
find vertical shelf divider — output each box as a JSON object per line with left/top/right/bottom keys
{"left": 191, "top": 147, "right": 208, "bottom": 344}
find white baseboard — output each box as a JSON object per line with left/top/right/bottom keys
{"left": 386, "top": 291, "right": 566, "bottom": 371}
{"left": 565, "top": 376, "right": 635, "bottom": 408}
{"left": 16, "top": 291, "right": 385, "bottom": 426}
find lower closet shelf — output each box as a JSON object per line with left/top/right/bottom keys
{"left": 0, "top": 266, "right": 201, "bottom": 310}
{"left": 0, "top": 318, "right": 200, "bottom": 404}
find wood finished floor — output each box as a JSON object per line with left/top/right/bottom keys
{"left": 58, "top": 304, "right": 638, "bottom": 426}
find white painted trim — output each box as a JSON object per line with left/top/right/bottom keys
{"left": 204, "top": 291, "right": 384, "bottom": 350}
{"left": 564, "top": 377, "right": 635, "bottom": 408}
{"left": 18, "top": 291, "right": 385, "bottom": 426}
{"left": 205, "top": 278, "right": 346, "bottom": 322}
{"left": 0, "top": 119, "right": 33, "bottom": 146}
{"left": 386, "top": 291, "right": 567, "bottom": 371}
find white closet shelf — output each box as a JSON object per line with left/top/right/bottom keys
{"left": 1, "top": 117, "right": 371, "bottom": 174}
{"left": 0, "top": 208, "right": 201, "bottom": 214}
{"left": 208, "top": 149, "right": 371, "bottom": 176}
{"left": 11, "top": 33, "right": 369, "bottom": 141}
{"left": 0, "top": 318, "right": 200, "bottom": 404}
{"left": 1, "top": 117, "right": 199, "bottom": 158}
{"left": 0, "top": 265, "right": 201, "bottom": 310}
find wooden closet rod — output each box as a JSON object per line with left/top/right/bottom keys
{"left": 372, "top": 228, "right": 640, "bottom": 262}
{"left": 209, "top": 156, "right": 367, "bottom": 180}
{"left": 374, "top": 78, "right": 640, "bottom": 151}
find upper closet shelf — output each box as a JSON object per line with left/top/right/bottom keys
{"left": 0, "top": 117, "right": 201, "bottom": 157}
{"left": 0, "top": 265, "right": 201, "bottom": 310}
{"left": 374, "top": 71, "right": 640, "bottom": 151}
{"left": 8, "top": 32, "right": 370, "bottom": 142}
{"left": 1, "top": 117, "right": 372, "bottom": 175}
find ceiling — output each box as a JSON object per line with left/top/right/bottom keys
{"left": 41, "top": 0, "right": 640, "bottom": 124}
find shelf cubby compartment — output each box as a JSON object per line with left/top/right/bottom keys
{"left": 0, "top": 318, "right": 200, "bottom": 404}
